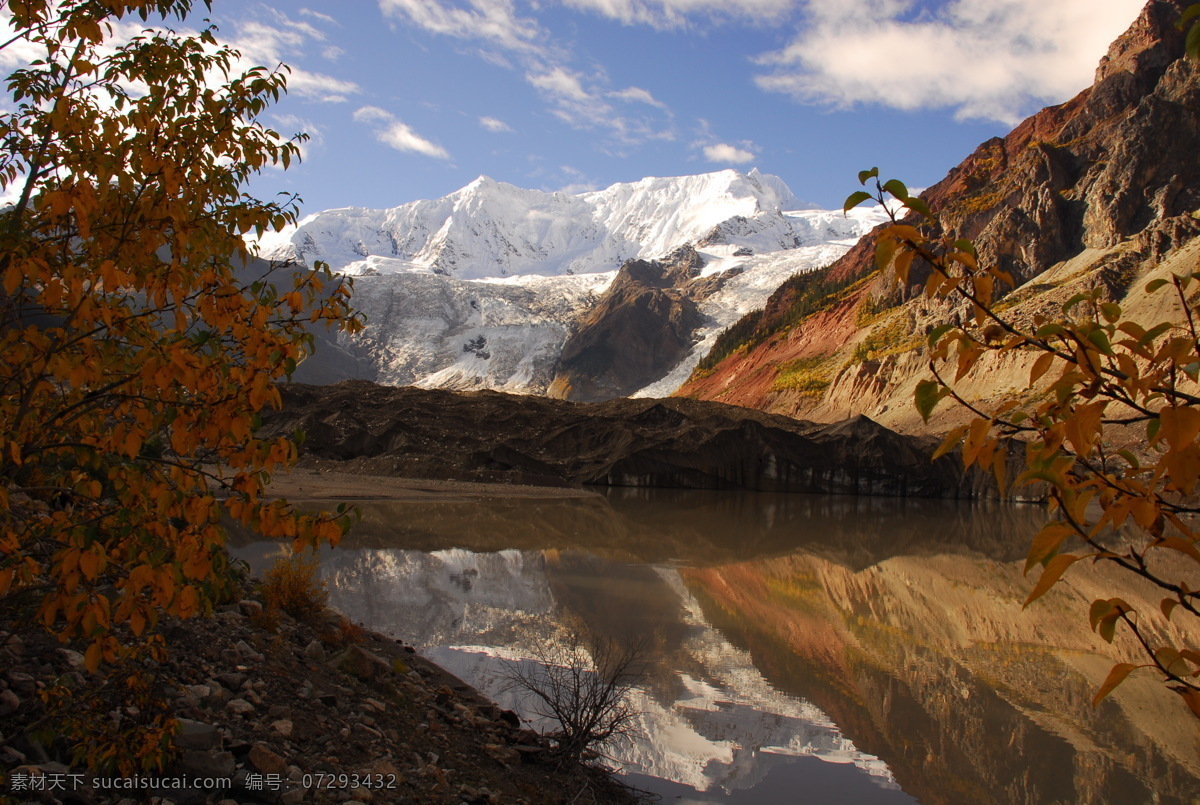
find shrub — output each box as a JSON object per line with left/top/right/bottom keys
{"left": 500, "top": 632, "right": 644, "bottom": 763}
{"left": 321, "top": 614, "right": 365, "bottom": 648}
{"left": 259, "top": 552, "right": 329, "bottom": 625}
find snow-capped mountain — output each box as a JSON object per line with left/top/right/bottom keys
{"left": 261, "top": 168, "right": 811, "bottom": 280}
{"left": 266, "top": 169, "right": 888, "bottom": 396}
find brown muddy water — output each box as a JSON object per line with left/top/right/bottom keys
{"left": 231, "top": 489, "right": 1200, "bottom": 804}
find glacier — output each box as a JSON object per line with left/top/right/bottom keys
{"left": 259, "top": 168, "right": 888, "bottom": 397}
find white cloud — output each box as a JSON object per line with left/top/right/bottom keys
{"left": 563, "top": 0, "right": 797, "bottom": 28}
{"left": 225, "top": 9, "right": 360, "bottom": 102}
{"left": 526, "top": 66, "right": 675, "bottom": 144}
{"left": 479, "top": 116, "right": 513, "bottom": 132}
{"left": 378, "top": 0, "right": 677, "bottom": 146}
{"left": 353, "top": 106, "right": 451, "bottom": 159}
{"left": 299, "top": 8, "right": 339, "bottom": 26}
{"left": 609, "top": 86, "right": 668, "bottom": 109}
{"left": 379, "top": 0, "right": 543, "bottom": 53}
{"left": 271, "top": 114, "right": 324, "bottom": 159}
{"left": 755, "top": 0, "right": 1146, "bottom": 124}
{"left": 528, "top": 67, "right": 590, "bottom": 102}
{"left": 703, "top": 142, "right": 756, "bottom": 163}
{"left": 353, "top": 106, "right": 392, "bottom": 124}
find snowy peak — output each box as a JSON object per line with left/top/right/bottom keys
{"left": 259, "top": 169, "right": 816, "bottom": 280}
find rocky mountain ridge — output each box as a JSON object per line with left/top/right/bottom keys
{"left": 546, "top": 246, "right": 720, "bottom": 402}
{"left": 261, "top": 381, "right": 1002, "bottom": 499}
{"left": 678, "top": 0, "right": 1200, "bottom": 435}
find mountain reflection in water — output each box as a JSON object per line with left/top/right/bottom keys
{"left": 231, "top": 489, "right": 1200, "bottom": 804}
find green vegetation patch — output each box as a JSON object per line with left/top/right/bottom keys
{"left": 771, "top": 355, "right": 834, "bottom": 397}
{"left": 847, "top": 312, "right": 922, "bottom": 365}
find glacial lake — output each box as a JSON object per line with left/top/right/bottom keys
{"left": 232, "top": 488, "right": 1200, "bottom": 804}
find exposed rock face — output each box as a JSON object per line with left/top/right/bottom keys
{"left": 263, "top": 381, "right": 999, "bottom": 499}
{"left": 547, "top": 246, "right": 724, "bottom": 401}
{"left": 679, "top": 0, "right": 1200, "bottom": 433}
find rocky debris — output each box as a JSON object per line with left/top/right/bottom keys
{"left": 0, "top": 599, "right": 639, "bottom": 804}
{"left": 548, "top": 246, "right": 719, "bottom": 402}
{"left": 262, "top": 380, "right": 995, "bottom": 498}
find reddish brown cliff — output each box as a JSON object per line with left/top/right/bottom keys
{"left": 678, "top": 0, "right": 1200, "bottom": 433}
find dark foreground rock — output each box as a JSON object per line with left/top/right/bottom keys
{"left": 264, "top": 380, "right": 997, "bottom": 499}
{"left": 0, "top": 597, "right": 639, "bottom": 805}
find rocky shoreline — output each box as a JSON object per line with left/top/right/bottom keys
{"left": 0, "top": 590, "right": 641, "bottom": 805}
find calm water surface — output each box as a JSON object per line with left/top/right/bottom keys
{"left": 233, "top": 489, "right": 1200, "bottom": 805}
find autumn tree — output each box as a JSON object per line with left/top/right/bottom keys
{"left": 0, "top": 0, "right": 361, "bottom": 762}
{"left": 846, "top": 166, "right": 1200, "bottom": 718}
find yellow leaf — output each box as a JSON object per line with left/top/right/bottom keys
{"left": 130, "top": 608, "right": 147, "bottom": 636}
{"left": 1179, "top": 688, "right": 1200, "bottom": 719}
{"left": 79, "top": 549, "right": 102, "bottom": 581}
{"left": 1025, "top": 522, "right": 1075, "bottom": 573}
{"left": 84, "top": 641, "right": 103, "bottom": 674}
{"left": 1024, "top": 553, "right": 1080, "bottom": 607}
{"left": 1160, "top": 406, "right": 1200, "bottom": 452}
{"left": 1064, "top": 401, "right": 1105, "bottom": 456}
{"left": 933, "top": 425, "right": 968, "bottom": 460}
{"left": 1092, "top": 662, "right": 1138, "bottom": 707}
{"left": 1029, "top": 351, "right": 1055, "bottom": 386}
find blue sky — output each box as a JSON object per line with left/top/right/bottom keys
{"left": 207, "top": 0, "right": 1145, "bottom": 213}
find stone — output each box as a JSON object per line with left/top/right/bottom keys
{"left": 303, "top": 639, "right": 325, "bottom": 660}
{"left": 235, "top": 640, "right": 265, "bottom": 663}
{"left": 352, "top": 723, "right": 382, "bottom": 740}
{"left": 225, "top": 698, "right": 254, "bottom": 715}
{"left": 0, "top": 688, "right": 19, "bottom": 717}
{"left": 270, "top": 719, "right": 294, "bottom": 737}
{"left": 177, "top": 749, "right": 236, "bottom": 779}
{"left": 280, "top": 788, "right": 307, "bottom": 805}
{"left": 183, "top": 684, "right": 212, "bottom": 700}
{"left": 248, "top": 743, "right": 287, "bottom": 776}
{"left": 57, "top": 648, "right": 85, "bottom": 669}
{"left": 6, "top": 672, "right": 35, "bottom": 696}
{"left": 238, "top": 599, "right": 264, "bottom": 617}
{"left": 217, "top": 672, "right": 247, "bottom": 690}
{"left": 175, "top": 719, "right": 222, "bottom": 751}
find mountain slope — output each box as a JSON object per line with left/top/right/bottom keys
{"left": 678, "top": 0, "right": 1200, "bottom": 434}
